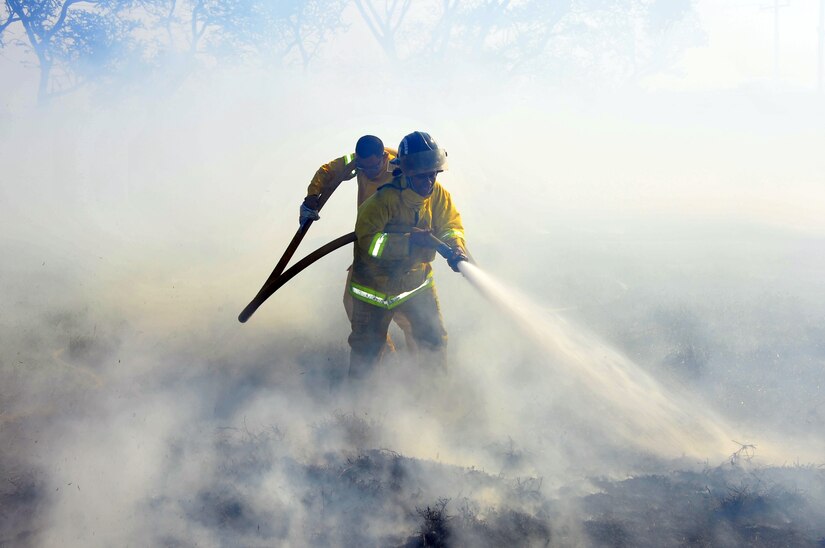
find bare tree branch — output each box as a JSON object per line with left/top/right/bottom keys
{"left": 431, "top": 0, "right": 459, "bottom": 59}
{"left": 46, "top": 0, "right": 88, "bottom": 41}
{"left": 163, "top": 0, "right": 176, "bottom": 44}
{"left": 190, "top": 0, "right": 208, "bottom": 53}
{"left": 354, "top": 0, "right": 411, "bottom": 61}
{"left": 0, "top": 4, "right": 21, "bottom": 35}
{"left": 389, "top": 0, "right": 411, "bottom": 35}
{"left": 354, "top": 0, "right": 383, "bottom": 49}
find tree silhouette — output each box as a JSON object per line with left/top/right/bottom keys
{"left": 351, "top": 0, "right": 701, "bottom": 83}
{"left": 1, "top": 0, "right": 703, "bottom": 105}
{"left": 0, "top": 0, "right": 348, "bottom": 104}
{"left": 1, "top": 2, "right": 21, "bottom": 39}
{"left": 2, "top": 0, "right": 137, "bottom": 104}
{"left": 167, "top": 0, "right": 347, "bottom": 67}
{"left": 353, "top": 0, "right": 410, "bottom": 62}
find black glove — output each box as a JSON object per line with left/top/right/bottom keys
{"left": 303, "top": 195, "right": 321, "bottom": 210}
{"left": 447, "top": 246, "right": 468, "bottom": 272}
{"left": 409, "top": 228, "right": 435, "bottom": 248}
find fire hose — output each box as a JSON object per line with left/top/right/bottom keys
{"left": 238, "top": 231, "right": 457, "bottom": 323}
{"left": 237, "top": 162, "right": 355, "bottom": 323}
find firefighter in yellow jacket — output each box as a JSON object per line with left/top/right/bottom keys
{"left": 300, "top": 135, "right": 416, "bottom": 351}
{"left": 348, "top": 131, "right": 468, "bottom": 379}
{"left": 300, "top": 135, "right": 396, "bottom": 221}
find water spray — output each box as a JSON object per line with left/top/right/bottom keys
{"left": 455, "top": 260, "right": 737, "bottom": 459}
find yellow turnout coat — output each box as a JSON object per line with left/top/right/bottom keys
{"left": 350, "top": 178, "right": 466, "bottom": 309}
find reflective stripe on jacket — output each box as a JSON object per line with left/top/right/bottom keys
{"left": 306, "top": 147, "right": 398, "bottom": 207}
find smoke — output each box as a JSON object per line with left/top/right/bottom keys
{"left": 3, "top": 49, "right": 825, "bottom": 546}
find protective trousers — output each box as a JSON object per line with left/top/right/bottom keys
{"left": 348, "top": 285, "right": 447, "bottom": 379}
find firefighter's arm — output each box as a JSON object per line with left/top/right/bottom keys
{"left": 430, "top": 184, "right": 468, "bottom": 271}
{"left": 431, "top": 184, "right": 467, "bottom": 252}
{"left": 355, "top": 196, "right": 410, "bottom": 260}
{"left": 306, "top": 154, "right": 357, "bottom": 199}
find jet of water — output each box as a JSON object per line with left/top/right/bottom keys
{"left": 457, "top": 261, "right": 735, "bottom": 460}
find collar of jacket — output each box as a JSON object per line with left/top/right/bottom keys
{"left": 381, "top": 176, "right": 429, "bottom": 209}
{"left": 400, "top": 187, "right": 427, "bottom": 209}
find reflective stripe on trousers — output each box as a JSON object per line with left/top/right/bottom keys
{"left": 348, "top": 283, "right": 447, "bottom": 378}
{"left": 350, "top": 274, "right": 433, "bottom": 310}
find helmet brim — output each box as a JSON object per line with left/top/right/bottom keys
{"left": 399, "top": 149, "right": 448, "bottom": 176}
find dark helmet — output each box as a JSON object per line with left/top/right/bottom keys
{"left": 394, "top": 131, "right": 448, "bottom": 176}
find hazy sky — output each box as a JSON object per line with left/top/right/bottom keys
{"left": 646, "top": 0, "right": 825, "bottom": 91}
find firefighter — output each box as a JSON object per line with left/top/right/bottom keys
{"left": 348, "top": 131, "right": 468, "bottom": 379}
{"left": 300, "top": 135, "right": 417, "bottom": 351}
{"left": 300, "top": 135, "right": 395, "bottom": 223}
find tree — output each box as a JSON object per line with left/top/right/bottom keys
{"left": 1, "top": 2, "right": 22, "bottom": 40}
{"left": 0, "top": 0, "right": 349, "bottom": 104}
{"left": 174, "top": 0, "right": 348, "bottom": 68}
{"left": 282, "top": 0, "right": 349, "bottom": 69}
{"left": 353, "top": 0, "right": 410, "bottom": 62}
{"left": 2, "top": 0, "right": 137, "bottom": 104}
{"left": 350, "top": 0, "right": 702, "bottom": 85}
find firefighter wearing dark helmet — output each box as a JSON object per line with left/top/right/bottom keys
{"left": 300, "top": 135, "right": 417, "bottom": 353}
{"left": 348, "top": 131, "right": 468, "bottom": 379}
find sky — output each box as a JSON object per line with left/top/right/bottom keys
{"left": 646, "top": 0, "right": 825, "bottom": 92}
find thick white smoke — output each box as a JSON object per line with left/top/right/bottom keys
{"left": 2, "top": 31, "right": 825, "bottom": 545}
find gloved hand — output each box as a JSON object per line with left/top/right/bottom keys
{"left": 447, "top": 246, "right": 468, "bottom": 272}
{"left": 299, "top": 195, "right": 321, "bottom": 224}
{"left": 409, "top": 228, "right": 435, "bottom": 248}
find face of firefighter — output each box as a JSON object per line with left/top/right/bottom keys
{"left": 408, "top": 171, "right": 439, "bottom": 197}
{"left": 355, "top": 151, "right": 388, "bottom": 179}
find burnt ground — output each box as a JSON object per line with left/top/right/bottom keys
{"left": 3, "top": 413, "right": 825, "bottom": 547}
